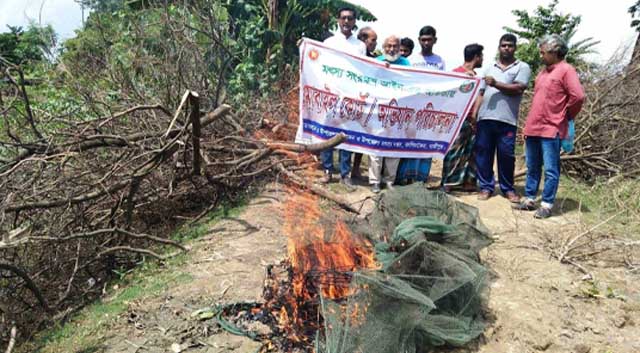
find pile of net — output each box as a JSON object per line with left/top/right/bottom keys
{"left": 316, "top": 184, "right": 493, "bottom": 353}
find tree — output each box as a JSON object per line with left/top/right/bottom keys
{"left": 220, "top": 0, "right": 375, "bottom": 97}
{"left": 631, "top": 0, "right": 640, "bottom": 30}
{"left": 0, "top": 24, "right": 57, "bottom": 143}
{"left": 0, "top": 24, "right": 56, "bottom": 68}
{"left": 63, "top": 0, "right": 375, "bottom": 102}
{"left": 75, "top": 0, "right": 150, "bottom": 12}
{"left": 630, "top": 0, "right": 640, "bottom": 65}
{"left": 504, "top": 0, "right": 599, "bottom": 73}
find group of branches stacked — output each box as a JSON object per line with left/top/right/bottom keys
{"left": 0, "top": 0, "right": 355, "bottom": 347}
{"left": 515, "top": 50, "right": 640, "bottom": 182}
{"left": 0, "top": 81, "right": 344, "bottom": 344}
{"left": 563, "top": 54, "right": 640, "bottom": 181}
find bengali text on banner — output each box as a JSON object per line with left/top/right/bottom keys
{"left": 295, "top": 38, "right": 481, "bottom": 158}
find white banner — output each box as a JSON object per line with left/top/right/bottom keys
{"left": 295, "top": 38, "right": 481, "bottom": 158}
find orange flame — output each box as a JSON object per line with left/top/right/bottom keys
{"left": 273, "top": 189, "right": 377, "bottom": 343}
{"left": 283, "top": 191, "right": 377, "bottom": 301}
{"left": 259, "top": 87, "right": 375, "bottom": 347}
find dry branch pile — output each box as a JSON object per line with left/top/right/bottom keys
{"left": 516, "top": 56, "right": 640, "bottom": 181}
{"left": 564, "top": 62, "right": 640, "bottom": 180}
{"left": 0, "top": 1, "right": 322, "bottom": 345}
{"left": 0, "top": 82, "right": 342, "bottom": 347}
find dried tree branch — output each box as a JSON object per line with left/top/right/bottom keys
{"left": 4, "top": 326, "right": 16, "bottom": 353}
{"left": 98, "top": 246, "right": 173, "bottom": 260}
{"left": 277, "top": 164, "right": 359, "bottom": 214}
{"left": 265, "top": 133, "right": 347, "bottom": 154}
{"left": 558, "top": 211, "right": 622, "bottom": 263}
{"left": 0, "top": 263, "right": 50, "bottom": 313}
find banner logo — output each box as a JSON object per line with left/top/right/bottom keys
{"left": 459, "top": 80, "right": 476, "bottom": 93}
{"left": 308, "top": 49, "right": 320, "bottom": 61}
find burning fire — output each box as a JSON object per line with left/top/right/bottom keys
{"left": 270, "top": 190, "right": 377, "bottom": 342}
{"left": 238, "top": 89, "right": 377, "bottom": 350}
{"left": 283, "top": 191, "right": 377, "bottom": 299}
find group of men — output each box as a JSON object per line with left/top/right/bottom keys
{"left": 317, "top": 7, "right": 585, "bottom": 219}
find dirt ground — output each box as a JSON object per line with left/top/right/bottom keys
{"left": 98, "top": 161, "right": 640, "bottom": 353}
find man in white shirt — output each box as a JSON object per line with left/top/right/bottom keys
{"left": 357, "top": 27, "right": 378, "bottom": 58}
{"left": 410, "top": 25, "right": 445, "bottom": 71}
{"left": 320, "top": 7, "right": 365, "bottom": 187}
{"left": 393, "top": 26, "right": 443, "bottom": 186}
{"left": 323, "top": 7, "right": 367, "bottom": 56}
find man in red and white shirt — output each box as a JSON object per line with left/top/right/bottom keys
{"left": 514, "top": 34, "right": 585, "bottom": 219}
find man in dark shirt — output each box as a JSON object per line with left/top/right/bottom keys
{"left": 400, "top": 37, "right": 414, "bottom": 58}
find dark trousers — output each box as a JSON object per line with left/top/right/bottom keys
{"left": 474, "top": 120, "right": 516, "bottom": 194}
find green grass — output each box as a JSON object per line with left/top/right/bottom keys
{"left": 24, "top": 198, "right": 250, "bottom": 353}
{"left": 29, "top": 261, "right": 192, "bottom": 353}
{"left": 556, "top": 177, "right": 640, "bottom": 236}
{"left": 171, "top": 199, "right": 247, "bottom": 242}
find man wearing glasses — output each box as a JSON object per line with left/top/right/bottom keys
{"left": 323, "top": 7, "right": 367, "bottom": 57}
{"left": 475, "top": 34, "right": 531, "bottom": 204}
{"left": 320, "top": 7, "right": 366, "bottom": 186}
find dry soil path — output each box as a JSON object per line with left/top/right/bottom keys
{"left": 100, "top": 171, "right": 639, "bottom": 353}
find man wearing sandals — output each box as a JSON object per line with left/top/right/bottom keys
{"left": 320, "top": 7, "right": 366, "bottom": 187}
{"left": 475, "top": 34, "right": 531, "bottom": 204}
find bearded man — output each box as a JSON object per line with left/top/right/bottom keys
{"left": 368, "top": 36, "right": 408, "bottom": 193}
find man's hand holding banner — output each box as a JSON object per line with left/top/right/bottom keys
{"left": 295, "top": 38, "right": 481, "bottom": 159}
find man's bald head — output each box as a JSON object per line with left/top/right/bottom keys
{"left": 383, "top": 35, "right": 400, "bottom": 48}
{"left": 358, "top": 27, "right": 378, "bottom": 55}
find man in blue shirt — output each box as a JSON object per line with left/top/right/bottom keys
{"left": 396, "top": 26, "right": 443, "bottom": 185}
{"left": 376, "top": 36, "right": 411, "bottom": 66}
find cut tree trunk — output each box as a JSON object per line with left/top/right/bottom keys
{"left": 631, "top": 32, "right": 640, "bottom": 68}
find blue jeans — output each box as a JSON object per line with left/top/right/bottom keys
{"left": 524, "top": 136, "right": 561, "bottom": 207}
{"left": 320, "top": 149, "right": 352, "bottom": 178}
{"left": 474, "top": 120, "right": 516, "bottom": 194}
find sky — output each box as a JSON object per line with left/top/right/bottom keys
{"left": 0, "top": 0, "right": 86, "bottom": 40}
{"left": 349, "top": 0, "right": 638, "bottom": 67}
{"left": 0, "top": 0, "right": 637, "bottom": 66}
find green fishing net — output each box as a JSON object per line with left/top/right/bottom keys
{"left": 316, "top": 184, "right": 493, "bottom": 353}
